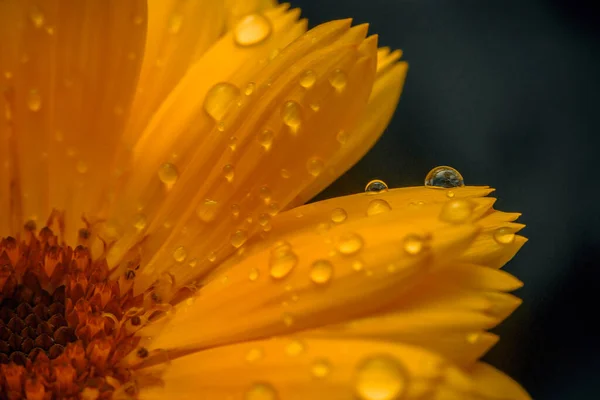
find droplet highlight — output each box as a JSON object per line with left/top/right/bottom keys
{"left": 403, "top": 234, "right": 426, "bottom": 256}
{"left": 299, "top": 70, "right": 317, "bottom": 88}
{"left": 424, "top": 166, "right": 464, "bottom": 188}
{"left": 355, "top": 356, "right": 407, "bottom": 400}
{"left": 366, "top": 199, "right": 392, "bottom": 216}
{"left": 306, "top": 157, "right": 324, "bottom": 177}
{"left": 233, "top": 13, "right": 272, "bottom": 47}
{"left": 310, "top": 260, "right": 334, "bottom": 285}
{"left": 196, "top": 199, "right": 218, "bottom": 223}
{"left": 312, "top": 359, "right": 332, "bottom": 378}
{"left": 203, "top": 82, "right": 240, "bottom": 121}
{"left": 173, "top": 246, "right": 187, "bottom": 263}
{"left": 336, "top": 233, "right": 364, "bottom": 256}
{"left": 158, "top": 163, "right": 179, "bottom": 185}
{"left": 494, "top": 227, "right": 516, "bottom": 244}
{"left": 269, "top": 241, "right": 298, "bottom": 279}
{"left": 245, "top": 382, "right": 278, "bottom": 400}
{"left": 330, "top": 208, "right": 348, "bottom": 224}
{"left": 223, "top": 164, "right": 235, "bottom": 182}
{"left": 329, "top": 68, "right": 348, "bottom": 92}
{"left": 365, "top": 180, "right": 388, "bottom": 193}
{"left": 230, "top": 230, "right": 248, "bottom": 248}
{"left": 281, "top": 101, "right": 302, "bottom": 133}
{"left": 27, "top": 90, "right": 42, "bottom": 112}
{"left": 439, "top": 199, "right": 475, "bottom": 224}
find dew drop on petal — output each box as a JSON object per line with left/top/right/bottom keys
{"left": 245, "top": 382, "right": 278, "bottom": 400}
{"left": 352, "top": 260, "right": 365, "bottom": 271}
{"left": 30, "top": 7, "right": 44, "bottom": 28}
{"left": 230, "top": 230, "right": 248, "bottom": 248}
{"left": 310, "top": 259, "right": 334, "bottom": 285}
{"left": 336, "top": 233, "right": 364, "bottom": 256}
{"left": 249, "top": 267, "right": 260, "bottom": 281}
{"left": 403, "top": 234, "right": 426, "bottom": 256}
{"left": 280, "top": 169, "right": 291, "bottom": 179}
{"left": 312, "top": 359, "right": 332, "bottom": 378}
{"left": 259, "top": 185, "right": 272, "bottom": 203}
{"left": 223, "top": 164, "right": 235, "bottom": 182}
{"left": 424, "top": 166, "right": 464, "bottom": 188}
{"left": 27, "top": 89, "right": 42, "bottom": 112}
{"left": 269, "top": 241, "right": 298, "bottom": 279}
{"left": 447, "top": 190, "right": 455, "bottom": 198}
{"left": 330, "top": 208, "right": 348, "bottom": 223}
{"left": 133, "top": 214, "right": 147, "bottom": 232}
{"left": 366, "top": 199, "right": 392, "bottom": 216}
{"left": 281, "top": 100, "right": 302, "bottom": 132}
{"left": 329, "top": 68, "right": 348, "bottom": 92}
{"left": 494, "top": 227, "right": 516, "bottom": 244}
{"left": 365, "top": 180, "right": 388, "bottom": 193}
{"left": 158, "top": 163, "right": 178, "bottom": 185}
{"left": 257, "top": 129, "right": 274, "bottom": 150}
{"left": 306, "top": 157, "right": 324, "bottom": 177}
{"left": 173, "top": 246, "right": 187, "bottom": 262}
{"left": 336, "top": 129, "right": 349, "bottom": 144}
{"left": 285, "top": 339, "right": 305, "bottom": 356}
{"left": 246, "top": 347, "right": 263, "bottom": 363}
{"left": 355, "top": 356, "right": 407, "bottom": 400}
{"left": 299, "top": 69, "right": 317, "bottom": 88}
{"left": 439, "top": 199, "right": 474, "bottom": 224}
{"left": 244, "top": 82, "right": 256, "bottom": 95}
{"left": 231, "top": 203, "right": 241, "bottom": 218}
{"left": 207, "top": 251, "right": 217, "bottom": 262}
{"left": 203, "top": 82, "right": 240, "bottom": 121}
{"left": 258, "top": 213, "right": 271, "bottom": 227}
{"left": 233, "top": 13, "right": 272, "bottom": 47}
{"left": 196, "top": 199, "right": 218, "bottom": 223}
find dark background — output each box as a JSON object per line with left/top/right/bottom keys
{"left": 291, "top": 0, "right": 600, "bottom": 398}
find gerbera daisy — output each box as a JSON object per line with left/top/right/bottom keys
{"left": 0, "top": 0, "right": 530, "bottom": 399}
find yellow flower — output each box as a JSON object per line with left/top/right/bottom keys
{"left": 0, "top": 0, "right": 529, "bottom": 399}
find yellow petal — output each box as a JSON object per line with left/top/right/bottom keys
{"left": 136, "top": 338, "right": 530, "bottom": 400}
{"left": 0, "top": 0, "right": 147, "bottom": 241}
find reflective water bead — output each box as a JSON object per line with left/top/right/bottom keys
{"left": 306, "top": 157, "right": 325, "bottom": 177}
{"left": 447, "top": 190, "right": 455, "bottom": 198}
{"left": 269, "top": 241, "right": 298, "bottom": 279}
{"left": 403, "top": 234, "right": 426, "bottom": 256}
{"left": 336, "top": 233, "right": 364, "bottom": 256}
{"left": 329, "top": 68, "right": 348, "bottom": 92}
{"left": 299, "top": 69, "right": 317, "bottom": 88}
{"left": 158, "top": 163, "right": 178, "bottom": 185}
{"left": 231, "top": 203, "right": 241, "bottom": 218}
{"left": 285, "top": 339, "right": 305, "bottom": 356}
{"left": 259, "top": 185, "right": 272, "bottom": 203}
{"left": 336, "top": 129, "right": 349, "bottom": 144}
{"left": 173, "top": 246, "right": 187, "bottom": 263}
{"left": 366, "top": 199, "right": 392, "bottom": 216}
{"left": 246, "top": 347, "right": 263, "bottom": 363}
{"left": 196, "top": 199, "right": 218, "bottom": 222}
{"left": 258, "top": 213, "right": 271, "bottom": 227}
{"left": 245, "top": 382, "right": 278, "bottom": 400}
{"left": 280, "top": 169, "right": 291, "bottom": 179}
{"left": 494, "top": 227, "right": 516, "bottom": 244}
{"left": 207, "top": 251, "right": 217, "bottom": 262}
{"left": 365, "top": 179, "right": 388, "bottom": 193}
{"left": 352, "top": 260, "right": 365, "bottom": 271}
{"left": 312, "top": 359, "right": 332, "bottom": 378}
{"left": 249, "top": 268, "right": 260, "bottom": 281}
{"left": 30, "top": 7, "right": 44, "bottom": 28}
{"left": 230, "top": 230, "right": 248, "bottom": 248}
{"left": 355, "top": 356, "right": 407, "bottom": 400}
{"left": 281, "top": 100, "right": 303, "bottom": 133}
{"left": 439, "top": 199, "right": 475, "bottom": 224}
{"left": 424, "top": 166, "right": 464, "bottom": 188}
{"left": 27, "top": 89, "right": 42, "bottom": 112}
{"left": 222, "top": 164, "right": 235, "bottom": 182}
{"left": 257, "top": 128, "right": 274, "bottom": 150}
{"left": 330, "top": 208, "right": 348, "bottom": 224}
{"left": 309, "top": 103, "right": 320, "bottom": 112}
{"left": 203, "top": 82, "right": 240, "bottom": 121}
{"left": 310, "top": 259, "right": 334, "bottom": 285}
{"left": 244, "top": 82, "right": 256, "bottom": 95}
{"left": 133, "top": 214, "right": 147, "bottom": 232}
{"left": 233, "top": 13, "right": 272, "bottom": 47}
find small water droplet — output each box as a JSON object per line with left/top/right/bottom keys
{"left": 246, "top": 347, "right": 263, "bottom": 363}
{"left": 331, "top": 208, "right": 348, "bottom": 224}
{"left": 245, "top": 82, "right": 256, "bottom": 95}
{"left": 312, "top": 358, "right": 332, "bottom": 378}
{"left": 173, "top": 246, "right": 187, "bottom": 262}
{"left": 439, "top": 199, "right": 474, "bottom": 224}
{"left": 207, "top": 251, "right": 217, "bottom": 262}
{"left": 355, "top": 356, "right": 407, "bottom": 400}
{"left": 188, "top": 258, "right": 198, "bottom": 268}
{"left": 27, "top": 90, "right": 42, "bottom": 112}
{"left": 223, "top": 164, "right": 235, "bottom": 182}
{"left": 285, "top": 339, "right": 305, "bottom": 356}
{"left": 30, "top": 7, "right": 44, "bottom": 28}
{"left": 329, "top": 68, "right": 348, "bottom": 92}
{"left": 306, "top": 157, "right": 324, "bottom": 177}
{"left": 494, "top": 227, "right": 516, "bottom": 244}
{"left": 256, "top": 128, "right": 275, "bottom": 150}
{"left": 231, "top": 203, "right": 241, "bottom": 218}
{"left": 281, "top": 100, "right": 302, "bottom": 133}
{"left": 259, "top": 186, "right": 272, "bottom": 203}
{"left": 299, "top": 69, "right": 317, "bottom": 88}
{"left": 269, "top": 241, "right": 298, "bottom": 279}
{"left": 133, "top": 214, "right": 147, "bottom": 232}
{"left": 336, "top": 130, "right": 349, "bottom": 144}
{"left": 424, "top": 166, "right": 464, "bottom": 188}
{"left": 196, "top": 199, "right": 218, "bottom": 222}
{"left": 310, "top": 259, "right": 334, "bottom": 285}
{"left": 230, "top": 229, "right": 248, "bottom": 248}
{"left": 352, "top": 260, "right": 365, "bottom": 271}
{"left": 403, "top": 234, "right": 427, "bottom": 256}
{"left": 158, "top": 163, "right": 178, "bottom": 185}
{"left": 204, "top": 82, "right": 240, "bottom": 121}
{"left": 169, "top": 14, "right": 183, "bottom": 34}
{"left": 365, "top": 180, "right": 388, "bottom": 193}
{"left": 258, "top": 213, "right": 271, "bottom": 227}
{"left": 366, "top": 199, "right": 392, "bottom": 216}
{"left": 309, "top": 103, "right": 320, "bottom": 112}
{"left": 76, "top": 160, "right": 88, "bottom": 174}
{"left": 249, "top": 267, "right": 260, "bottom": 281}
{"left": 280, "top": 169, "right": 291, "bottom": 179}
{"left": 229, "top": 136, "right": 238, "bottom": 151}
{"left": 447, "top": 190, "right": 455, "bottom": 198}
{"left": 336, "top": 233, "right": 364, "bottom": 256}
{"left": 245, "top": 382, "right": 278, "bottom": 400}
{"left": 267, "top": 202, "right": 280, "bottom": 216}
{"left": 233, "top": 13, "right": 272, "bottom": 47}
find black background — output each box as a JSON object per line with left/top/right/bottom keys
{"left": 290, "top": 0, "right": 600, "bottom": 398}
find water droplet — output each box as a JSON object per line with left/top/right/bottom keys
{"left": 246, "top": 347, "right": 263, "bottom": 363}
{"left": 494, "top": 227, "right": 516, "bottom": 244}
{"left": 466, "top": 332, "right": 481, "bottom": 344}
{"left": 229, "top": 136, "right": 238, "bottom": 151}
{"left": 158, "top": 163, "right": 179, "bottom": 185}
{"left": 310, "top": 259, "right": 334, "bottom": 285}
{"left": 336, "top": 233, "right": 364, "bottom": 256}
{"left": 204, "top": 82, "right": 240, "bottom": 121}
{"left": 249, "top": 267, "right": 260, "bottom": 281}
{"left": 365, "top": 180, "right": 388, "bottom": 193}
{"left": 257, "top": 129, "right": 274, "bottom": 150}
{"left": 207, "top": 251, "right": 217, "bottom": 262}
{"left": 245, "top": 382, "right": 278, "bottom": 400}
{"left": 285, "top": 339, "right": 305, "bottom": 356}
{"left": 258, "top": 213, "right": 271, "bottom": 227}
{"left": 269, "top": 241, "right": 298, "bottom": 279}
{"left": 403, "top": 234, "right": 426, "bottom": 256}
{"left": 233, "top": 13, "right": 272, "bottom": 47}
{"left": 424, "top": 166, "right": 464, "bottom": 188}
{"left": 447, "top": 190, "right": 455, "bottom": 198}
{"left": 336, "top": 130, "right": 350, "bottom": 144}
{"left": 267, "top": 202, "right": 280, "bottom": 216}
{"left": 231, "top": 203, "right": 241, "bottom": 218}
{"left": 282, "top": 313, "right": 294, "bottom": 327}
{"left": 306, "top": 157, "right": 324, "bottom": 177}
{"left": 352, "top": 260, "right": 365, "bottom": 271}
{"left": 309, "top": 103, "right": 320, "bottom": 112}
{"left": 169, "top": 14, "right": 183, "bottom": 34}
{"left": 30, "top": 7, "right": 44, "bottom": 28}
{"left": 196, "top": 199, "right": 218, "bottom": 222}
{"left": 312, "top": 359, "right": 332, "bottom": 378}
{"left": 188, "top": 258, "right": 198, "bottom": 268}
{"left": 355, "top": 356, "right": 407, "bottom": 400}
{"left": 245, "top": 82, "right": 256, "bottom": 96}
{"left": 329, "top": 68, "right": 348, "bottom": 92}
{"left": 223, "top": 164, "right": 235, "bottom": 182}
{"left": 173, "top": 246, "right": 187, "bottom": 262}
{"left": 299, "top": 69, "right": 317, "bottom": 88}
{"left": 133, "top": 214, "right": 147, "bottom": 232}
{"left": 230, "top": 230, "right": 248, "bottom": 248}
{"left": 281, "top": 100, "right": 302, "bottom": 133}
{"left": 27, "top": 90, "right": 42, "bottom": 112}
{"left": 331, "top": 208, "right": 348, "bottom": 224}
{"left": 280, "top": 169, "right": 291, "bottom": 179}
{"left": 366, "top": 199, "right": 392, "bottom": 216}
{"left": 259, "top": 186, "right": 272, "bottom": 203}
{"left": 439, "top": 199, "right": 474, "bottom": 224}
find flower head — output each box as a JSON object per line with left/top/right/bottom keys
{"left": 0, "top": 1, "right": 529, "bottom": 399}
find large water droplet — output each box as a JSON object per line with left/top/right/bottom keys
{"left": 366, "top": 199, "right": 392, "bottom": 217}
{"left": 365, "top": 180, "right": 388, "bottom": 193}
{"left": 494, "top": 227, "right": 516, "bottom": 244}
{"left": 27, "top": 90, "right": 42, "bottom": 112}
{"left": 354, "top": 356, "right": 407, "bottom": 400}
{"left": 306, "top": 157, "right": 324, "bottom": 177}
{"left": 403, "top": 234, "right": 426, "bottom": 256}
{"left": 336, "top": 233, "right": 364, "bottom": 256}
{"left": 439, "top": 199, "right": 474, "bottom": 224}
{"left": 269, "top": 241, "right": 298, "bottom": 279}
{"left": 233, "top": 13, "right": 272, "bottom": 47}
{"left": 299, "top": 70, "right": 317, "bottom": 88}
{"left": 310, "top": 259, "right": 334, "bottom": 285}
{"left": 196, "top": 199, "right": 218, "bottom": 222}
{"left": 331, "top": 208, "right": 348, "bottom": 224}
{"left": 424, "top": 166, "right": 464, "bottom": 188}
{"left": 223, "top": 164, "right": 235, "bottom": 182}
{"left": 158, "top": 163, "right": 178, "bottom": 185}
{"left": 257, "top": 129, "right": 274, "bottom": 150}
{"left": 329, "top": 69, "right": 348, "bottom": 92}
{"left": 203, "top": 82, "right": 240, "bottom": 121}
{"left": 245, "top": 382, "right": 278, "bottom": 400}
{"left": 173, "top": 246, "right": 187, "bottom": 262}
{"left": 281, "top": 100, "right": 302, "bottom": 133}
{"left": 230, "top": 230, "right": 248, "bottom": 248}
{"left": 312, "top": 358, "right": 332, "bottom": 378}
